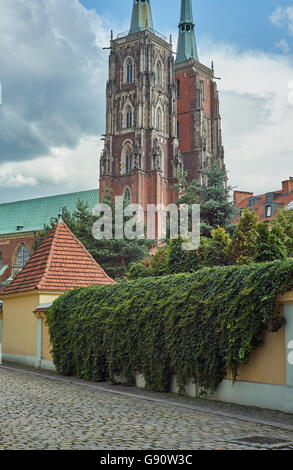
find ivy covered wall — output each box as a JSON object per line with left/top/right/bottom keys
{"left": 46, "top": 260, "right": 293, "bottom": 393}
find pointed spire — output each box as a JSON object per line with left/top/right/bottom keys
{"left": 129, "top": 0, "right": 154, "bottom": 35}
{"left": 176, "top": 0, "right": 199, "bottom": 64}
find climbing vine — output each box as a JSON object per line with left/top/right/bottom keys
{"left": 46, "top": 260, "right": 293, "bottom": 393}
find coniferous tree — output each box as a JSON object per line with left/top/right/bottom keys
{"left": 34, "top": 194, "right": 150, "bottom": 280}
{"left": 174, "top": 159, "right": 235, "bottom": 237}
{"left": 230, "top": 209, "right": 259, "bottom": 265}
{"left": 271, "top": 209, "right": 293, "bottom": 257}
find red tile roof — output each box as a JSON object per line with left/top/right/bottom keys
{"left": 1, "top": 222, "right": 115, "bottom": 295}
{"left": 234, "top": 189, "right": 293, "bottom": 224}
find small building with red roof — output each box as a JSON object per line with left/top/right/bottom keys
{"left": 0, "top": 219, "right": 115, "bottom": 370}
{"left": 233, "top": 177, "right": 293, "bottom": 224}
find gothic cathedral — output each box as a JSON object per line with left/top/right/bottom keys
{"left": 99, "top": 0, "right": 225, "bottom": 210}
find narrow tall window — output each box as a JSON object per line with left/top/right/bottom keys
{"left": 200, "top": 80, "right": 205, "bottom": 101}
{"left": 177, "top": 121, "right": 180, "bottom": 138}
{"left": 177, "top": 79, "right": 180, "bottom": 98}
{"left": 126, "top": 59, "right": 133, "bottom": 83}
{"left": 126, "top": 153, "right": 133, "bottom": 173}
{"left": 156, "top": 109, "right": 161, "bottom": 130}
{"left": 126, "top": 106, "right": 132, "bottom": 128}
{"left": 156, "top": 62, "right": 162, "bottom": 87}
{"left": 123, "top": 186, "right": 131, "bottom": 203}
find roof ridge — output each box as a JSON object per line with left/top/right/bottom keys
{"left": 37, "top": 223, "right": 60, "bottom": 290}
{"left": 60, "top": 222, "right": 114, "bottom": 283}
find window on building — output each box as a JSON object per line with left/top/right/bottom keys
{"left": 126, "top": 59, "right": 133, "bottom": 83}
{"left": 123, "top": 186, "right": 131, "bottom": 204}
{"left": 265, "top": 205, "right": 272, "bottom": 218}
{"left": 126, "top": 153, "right": 133, "bottom": 173}
{"left": 156, "top": 62, "right": 162, "bottom": 87}
{"left": 200, "top": 80, "right": 205, "bottom": 101}
{"left": 177, "top": 79, "right": 180, "bottom": 98}
{"left": 126, "top": 106, "right": 133, "bottom": 128}
{"left": 265, "top": 193, "right": 275, "bottom": 204}
{"left": 156, "top": 108, "right": 161, "bottom": 131}
{"left": 177, "top": 121, "right": 180, "bottom": 138}
{"left": 12, "top": 244, "right": 30, "bottom": 278}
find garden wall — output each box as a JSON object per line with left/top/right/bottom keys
{"left": 45, "top": 261, "right": 293, "bottom": 413}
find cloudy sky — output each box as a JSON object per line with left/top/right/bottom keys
{"left": 0, "top": 0, "right": 292, "bottom": 203}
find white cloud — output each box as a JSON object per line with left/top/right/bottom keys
{"left": 0, "top": 136, "right": 102, "bottom": 190}
{"left": 276, "top": 38, "right": 290, "bottom": 54}
{"left": 0, "top": 1, "right": 292, "bottom": 201}
{"left": 200, "top": 41, "right": 293, "bottom": 194}
{"left": 270, "top": 5, "right": 293, "bottom": 34}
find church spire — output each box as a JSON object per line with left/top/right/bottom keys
{"left": 176, "top": 0, "right": 199, "bottom": 64}
{"left": 129, "top": 0, "right": 154, "bottom": 35}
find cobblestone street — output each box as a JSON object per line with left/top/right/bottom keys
{"left": 0, "top": 366, "right": 292, "bottom": 450}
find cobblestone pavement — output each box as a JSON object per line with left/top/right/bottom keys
{"left": 0, "top": 367, "right": 292, "bottom": 450}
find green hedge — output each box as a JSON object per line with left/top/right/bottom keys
{"left": 46, "top": 260, "right": 293, "bottom": 393}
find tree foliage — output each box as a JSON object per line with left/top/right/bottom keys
{"left": 34, "top": 193, "right": 150, "bottom": 280}
{"left": 272, "top": 209, "right": 293, "bottom": 257}
{"left": 173, "top": 160, "right": 235, "bottom": 237}
{"left": 230, "top": 210, "right": 259, "bottom": 265}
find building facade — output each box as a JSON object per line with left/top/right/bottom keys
{"left": 99, "top": 0, "right": 225, "bottom": 209}
{"left": 175, "top": 0, "right": 225, "bottom": 183}
{"left": 233, "top": 177, "right": 293, "bottom": 223}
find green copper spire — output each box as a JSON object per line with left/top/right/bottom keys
{"left": 176, "top": 0, "right": 199, "bottom": 64}
{"left": 129, "top": 0, "right": 154, "bottom": 35}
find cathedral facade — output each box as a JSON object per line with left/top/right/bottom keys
{"left": 99, "top": 0, "right": 225, "bottom": 210}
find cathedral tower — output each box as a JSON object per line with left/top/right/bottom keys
{"left": 100, "top": 0, "right": 182, "bottom": 211}
{"left": 175, "top": 0, "right": 225, "bottom": 183}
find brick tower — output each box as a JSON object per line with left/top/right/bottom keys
{"left": 175, "top": 0, "right": 225, "bottom": 183}
{"left": 99, "top": 0, "right": 182, "bottom": 211}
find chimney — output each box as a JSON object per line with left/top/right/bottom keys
{"left": 233, "top": 190, "right": 254, "bottom": 206}
{"left": 282, "top": 177, "right": 293, "bottom": 193}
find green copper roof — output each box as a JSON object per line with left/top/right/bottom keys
{"left": 176, "top": 0, "right": 199, "bottom": 64}
{"left": 0, "top": 189, "right": 99, "bottom": 236}
{"left": 179, "top": 0, "right": 194, "bottom": 23}
{"left": 129, "top": 0, "right": 154, "bottom": 35}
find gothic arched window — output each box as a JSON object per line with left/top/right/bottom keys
{"left": 126, "top": 58, "right": 133, "bottom": 83}
{"left": 126, "top": 106, "right": 133, "bottom": 128}
{"left": 12, "top": 244, "right": 30, "bottom": 278}
{"left": 126, "top": 152, "right": 133, "bottom": 173}
{"left": 156, "top": 61, "right": 162, "bottom": 87}
{"left": 123, "top": 186, "right": 131, "bottom": 204}
{"left": 156, "top": 108, "right": 162, "bottom": 131}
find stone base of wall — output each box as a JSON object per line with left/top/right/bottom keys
{"left": 2, "top": 353, "right": 56, "bottom": 372}
{"left": 135, "top": 374, "right": 293, "bottom": 414}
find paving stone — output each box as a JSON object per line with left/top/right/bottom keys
{"left": 0, "top": 367, "right": 292, "bottom": 450}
